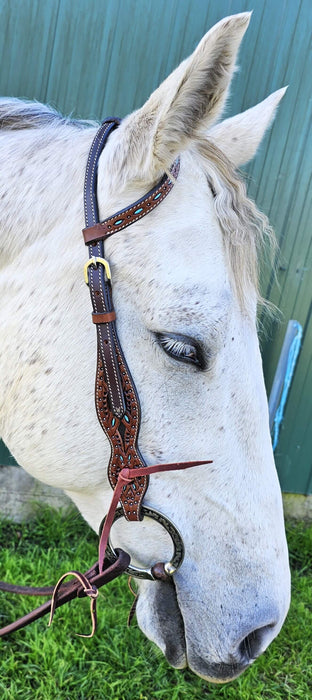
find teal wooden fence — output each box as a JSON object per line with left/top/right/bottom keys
{"left": 0, "top": 0, "right": 311, "bottom": 494}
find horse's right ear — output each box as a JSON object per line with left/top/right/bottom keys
{"left": 146, "top": 13, "right": 251, "bottom": 172}
{"left": 207, "top": 88, "right": 287, "bottom": 167}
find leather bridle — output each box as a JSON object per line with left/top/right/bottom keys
{"left": 0, "top": 118, "right": 211, "bottom": 637}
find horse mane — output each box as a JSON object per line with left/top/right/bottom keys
{"left": 195, "top": 139, "right": 277, "bottom": 313}
{"left": 0, "top": 98, "right": 96, "bottom": 130}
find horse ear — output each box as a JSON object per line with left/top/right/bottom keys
{"left": 149, "top": 13, "right": 251, "bottom": 170}
{"left": 208, "top": 88, "right": 287, "bottom": 166}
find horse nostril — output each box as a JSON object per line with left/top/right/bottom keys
{"left": 239, "top": 623, "right": 276, "bottom": 661}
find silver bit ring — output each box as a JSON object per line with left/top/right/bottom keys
{"left": 102, "top": 506, "right": 185, "bottom": 581}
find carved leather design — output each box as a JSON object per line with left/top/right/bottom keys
{"left": 84, "top": 119, "right": 180, "bottom": 522}
{"left": 95, "top": 346, "right": 148, "bottom": 522}
{"left": 83, "top": 159, "right": 180, "bottom": 245}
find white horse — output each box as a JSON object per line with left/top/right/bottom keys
{"left": 0, "top": 13, "right": 290, "bottom": 682}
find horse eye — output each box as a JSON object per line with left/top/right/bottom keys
{"left": 155, "top": 333, "right": 205, "bottom": 369}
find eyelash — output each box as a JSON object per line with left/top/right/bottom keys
{"left": 155, "top": 333, "right": 205, "bottom": 369}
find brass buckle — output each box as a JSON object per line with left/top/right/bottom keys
{"left": 84, "top": 257, "right": 111, "bottom": 285}
{"left": 102, "top": 506, "right": 185, "bottom": 581}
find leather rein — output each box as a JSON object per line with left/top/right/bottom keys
{"left": 0, "top": 118, "right": 211, "bottom": 638}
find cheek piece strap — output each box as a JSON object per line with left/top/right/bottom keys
{"left": 83, "top": 118, "right": 211, "bottom": 572}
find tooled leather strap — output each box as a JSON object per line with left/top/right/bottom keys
{"left": 83, "top": 119, "right": 180, "bottom": 522}
{"left": 83, "top": 159, "right": 180, "bottom": 245}
{"left": 84, "top": 118, "right": 125, "bottom": 419}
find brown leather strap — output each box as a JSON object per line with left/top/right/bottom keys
{"left": 127, "top": 577, "right": 138, "bottom": 627}
{"left": 0, "top": 549, "right": 130, "bottom": 638}
{"left": 98, "top": 460, "right": 212, "bottom": 573}
{"left": 83, "top": 159, "right": 180, "bottom": 245}
{"left": 83, "top": 121, "right": 181, "bottom": 523}
{"left": 87, "top": 258, "right": 126, "bottom": 418}
{"left": 48, "top": 570, "right": 99, "bottom": 639}
{"left": 95, "top": 348, "right": 148, "bottom": 521}
{"left": 92, "top": 311, "right": 116, "bottom": 324}
{"left": 0, "top": 581, "right": 56, "bottom": 596}
{"left": 84, "top": 120, "right": 126, "bottom": 420}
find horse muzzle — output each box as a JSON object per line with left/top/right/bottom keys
{"left": 135, "top": 569, "right": 287, "bottom": 683}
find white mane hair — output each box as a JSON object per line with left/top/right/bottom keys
{"left": 0, "top": 97, "right": 275, "bottom": 312}
{"left": 196, "top": 138, "right": 276, "bottom": 312}
{"left": 0, "top": 97, "right": 96, "bottom": 130}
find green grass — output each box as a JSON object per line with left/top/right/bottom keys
{"left": 0, "top": 508, "right": 311, "bottom": 700}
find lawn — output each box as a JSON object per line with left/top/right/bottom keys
{"left": 0, "top": 508, "right": 311, "bottom": 700}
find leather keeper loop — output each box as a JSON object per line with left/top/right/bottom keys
{"left": 92, "top": 311, "right": 116, "bottom": 324}
{"left": 83, "top": 223, "right": 107, "bottom": 245}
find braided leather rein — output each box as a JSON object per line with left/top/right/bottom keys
{"left": 0, "top": 119, "right": 211, "bottom": 638}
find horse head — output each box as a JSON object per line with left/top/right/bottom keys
{"left": 0, "top": 13, "right": 290, "bottom": 682}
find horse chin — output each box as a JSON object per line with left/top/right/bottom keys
{"left": 185, "top": 659, "right": 250, "bottom": 684}
{"left": 135, "top": 580, "right": 252, "bottom": 683}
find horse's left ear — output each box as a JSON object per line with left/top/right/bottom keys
{"left": 105, "top": 14, "right": 252, "bottom": 184}
{"left": 207, "top": 87, "right": 287, "bottom": 166}
{"left": 150, "top": 13, "right": 251, "bottom": 171}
